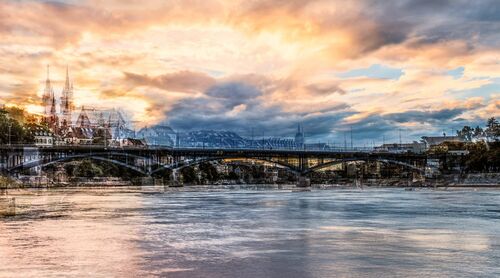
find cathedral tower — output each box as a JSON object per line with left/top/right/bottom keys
{"left": 42, "top": 65, "right": 56, "bottom": 117}
{"left": 295, "top": 124, "right": 305, "bottom": 149}
{"left": 60, "top": 66, "right": 74, "bottom": 127}
{"left": 42, "top": 65, "right": 58, "bottom": 132}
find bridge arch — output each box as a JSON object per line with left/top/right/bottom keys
{"left": 304, "top": 157, "right": 424, "bottom": 175}
{"left": 8, "top": 154, "right": 148, "bottom": 175}
{"left": 151, "top": 156, "right": 301, "bottom": 175}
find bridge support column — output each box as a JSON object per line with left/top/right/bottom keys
{"left": 170, "top": 169, "right": 182, "bottom": 187}
{"left": 296, "top": 174, "right": 311, "bottom": 187}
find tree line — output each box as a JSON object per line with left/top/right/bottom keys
{"left": 456, "top": 117, "right": 500, "bottom": 142}
{"left": 0, "top": 106, "right": 48, "bottom": 145}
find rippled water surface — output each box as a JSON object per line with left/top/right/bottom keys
{"left": 1, "top": 186, "right": 499, "bottom": 277}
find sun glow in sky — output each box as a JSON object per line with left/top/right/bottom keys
{"left": 0, "top": 0, "right": 499, "bottom": 143}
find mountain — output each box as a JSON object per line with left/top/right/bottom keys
{"left": 137, "top": 126, "right": 303, "bottom": 149}
{"left": 178, "top": 130, "right": 248, "bottom": 148}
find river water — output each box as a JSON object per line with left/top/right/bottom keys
{"left": 1, "top": 186, "right": 499, "bottom": 277}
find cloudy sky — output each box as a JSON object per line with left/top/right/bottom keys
{"left": 0, "top": 0, "right": 499, "bottom": 144}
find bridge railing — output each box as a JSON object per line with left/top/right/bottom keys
{"left": 0, "top": 143, "right": 380, "bottom": 152}
{"left": 0, "top": 143, "right": 424, "bottom": 154}
{"left": 149, "top": 145, "right": 376, "bottom": 152}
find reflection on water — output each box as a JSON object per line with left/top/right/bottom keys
{"left": 1, "top": 187, "right": 499, "bottom": 277}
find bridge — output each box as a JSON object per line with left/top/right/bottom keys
{"left": 0, "top": 145, "right": 432, "bottom": 186}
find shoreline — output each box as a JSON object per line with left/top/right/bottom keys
{"left": 2, "top": 182, "right": 499, "bottom": 191}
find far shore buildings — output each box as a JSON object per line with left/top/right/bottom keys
{"left": 39, "top": 66, "right": 135, "bottom": 146}
{"left": 420, "top": 135, "right": 463, "bottom": 149}
{"left": 374, "top": 135, "right": 465, "bottom": 154}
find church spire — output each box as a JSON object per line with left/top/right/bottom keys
{"left": 60, "top": 65, "right": 74, "bottom": 127}
{"left": 51, "top": 92, "right": 56, "bottom": 114}
{"left": 64, "top": 65, "right": 70, "bottom": 91}
{"left": 43, "top": 64, "right": 54, "bottom": 116}
{"left": 44, "top": 64, "right": 51, "bottom": 94}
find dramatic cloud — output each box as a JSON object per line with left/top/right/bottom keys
{"left": 124, "top": 71, "right": 216, "bottom": 94}
{"left": 0, "top": 0, "right": 499, "bottom": 143}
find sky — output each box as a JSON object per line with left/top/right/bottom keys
{"left": 0, "top": 0, "right": 499, "bottom": 145}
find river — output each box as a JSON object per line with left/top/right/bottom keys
{"left": 1, "top": 186, "right": 499, "bottom": 277}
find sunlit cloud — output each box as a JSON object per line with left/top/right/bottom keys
{"left": 0, "top": 0, "right": 499, "bottom": 142}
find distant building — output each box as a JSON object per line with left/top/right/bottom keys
{"left": 74, "top": 107, "right": 133, "bottom": 138}
{"left": 61, "top": 125, "right": 112, "bottom": 145}
{"left": 40, "top": 65, "right": 134, "bottom": 145}
{"left": 33, "top": 129, "right": 54, "bottom": 147}
{"left": 304, "top": 143, "right": 330, "bottom": 150}
{"left": 260, "top": 137, "right": 296, "bottom": 149}
{"left": 60, "top": 66, "right": 74, "bottom": 128}
{"left": 112, "top": 138, "right": 147, "bottom": 147}
{"left": 421, "top": 136, "right": 463, "bottom": 149}
{"left": 41, "top": 65, "right": 59, "bottom": 132}
{"left": 375, "top": 141, "right": 426, "bottom": 153}
{"left": 295, "top": 124, "right": 305, "bottom": 149}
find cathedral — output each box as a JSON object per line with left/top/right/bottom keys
{"left": 41, "top": 66, "right": 134, "bottom": 145}
{"left": 41, "top": 65, "right": 67, "bottom": 131}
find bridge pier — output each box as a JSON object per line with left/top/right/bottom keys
{"left": 296, "top": 156, "right": 311, "bottom": 187}
{"left": 170, "top": 169, "right": 182, "bottom": 187}
{"left": 296, "top": 174, "right": 311, "bottom": 187}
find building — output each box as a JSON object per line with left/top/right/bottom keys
{"left": 258, "top": 137, "right": 296, "bottom": 149}
{"left": 295, "top": 124, "right": 305, "bottom": 149}
{"left": 375, "top": 141, "right": 426, "bottom": 153}
{"left": 33, "top": 128, "right": 54, "bottom": 147}
{"left": 41, "top": 65, "right": 59, "bottom": 132}
{"left": 60, "top": 66, "right": 74, "bottom": 128}
{"left": 421, "top": 136, "right": 464, "bottom": 150}
{"left": 40, "top": 66, "right": 134, "bottom": 145}
{"left": 112, "top": 138, "right": 147, "bottom": 147}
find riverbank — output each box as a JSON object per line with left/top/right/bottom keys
{"left": 1, "top": 181, "right": 499, "bottom": 190}
{"left": 1, "top": 173, "right": 499, "bottom": 190}
{"left": 1, "top": 181, "right": 499, "bottom": 191}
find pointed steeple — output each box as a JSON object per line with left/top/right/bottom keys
{"left": 60, "top": 65, "right": 74, "bottom": 127}
{"left": 295, "top": 123, "right": 305, "bottom": 149}
{"left": 43, "top": 64, "right": 55, "bottom": 116}
{"left": 64, "top": 65, "right": 70, "bottom": 91}
{"left": 44, "top": 64, "right": 52, "bottom": 95}
{"left": 51, "top": 92, "right": 56, "bottom": 114}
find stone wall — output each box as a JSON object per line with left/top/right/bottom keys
{"left": 462, "top": 173, "right": 500, "bottom": 185}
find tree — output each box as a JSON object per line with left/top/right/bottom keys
{"left": 485, "top": 117, "right": 500, "bottom": 141}
{"left": 0, "top": 109, "right": 30, "bottom": 144}
{"left": 199, "top": 162, "right": 219, "bottom": 183}
{"left": 64, "top": 164, "right": 76, "bottom": 176}
{"left": 4, "top": 106, "right": 26, "bottom": 123}
{"left": 0, "top": 108, "right": 42, "bottom": 144}
{"left": 226, "top": 171, "right": 239, "bottom": 181}
{"left": 457, "top": 126, "right": 473, "bottom": 141}
{"left": 181, "top": 166, "right": 198, "bottom": 184}
{"left": 473, "top": 126, "right": 484, "bottom": 139}
{"left": 74, "top": 159, "right": 103, "bottom": 177}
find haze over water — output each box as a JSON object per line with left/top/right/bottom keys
{"left": 1, "top": 187, "right": 499, "bottom": 277}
